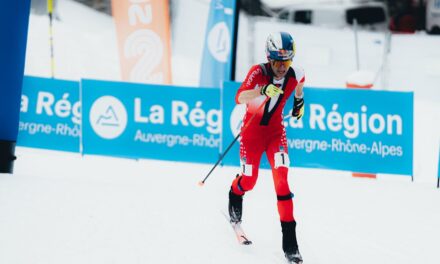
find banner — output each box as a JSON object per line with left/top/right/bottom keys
{"left": 222, "top": 82, "right": 414, "bottom": 176}
{"left": 200, "top": 0, "right": 237, "bottom": 88}
{"left": 111, "top": 0, "right": 172, "bottom": 84}
{"left": 82, "top": 79, "right": 221, "bottom": 163}
{"left": 15, "top": 77, "right": 414, "bottom": 177}
{"left": 18, "top": 76, "right": 80, "bottom": 152}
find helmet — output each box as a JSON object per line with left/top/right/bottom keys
{"left": 265, "top": 32, "right": 295, "bottom": 61}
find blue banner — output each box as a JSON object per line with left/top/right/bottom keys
{"left": 199, "top": 0, "right": 237, "bottom": 88}
{"left": 222, "top": 82, "right": 414, "bottom": 176}
{"left": 17, "top": 76, "right": 81, "bottom": 152}
{"left": 82, "top": 79, "right": 221, "bottom": 163}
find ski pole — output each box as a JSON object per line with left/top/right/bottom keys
{"left": 48, "top": 0, "right": 55, "bottom": 78}
{"left": 198, "top": 97, "right": 270, "bottom": 186}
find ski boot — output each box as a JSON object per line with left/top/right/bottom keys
{"left": 228, "top": 188, "right": 243, "bottom": 224}
{"left": 281, "top": 221, "right": 303, "bottom": 264}
{"left": 285, "top": 249, "right": 303, "bottom": 264}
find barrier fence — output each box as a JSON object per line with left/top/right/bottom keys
{"left": 18, "top": 76, "right": 80, "bottom": 152}
{"left": 18, "top": 76, "right": 414, "bottom": 177}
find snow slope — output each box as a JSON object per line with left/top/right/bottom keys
{"left": 2, "top": 1, "right": 439, "bottom": 263}
{"left": 2, "top": 148, "right": 440, "bottom": 264}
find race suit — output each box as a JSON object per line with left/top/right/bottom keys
{"left": 230, "top": 62, "right": 305, "bottom": 222}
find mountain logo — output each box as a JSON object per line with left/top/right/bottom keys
{"left": 89, "top": 96, "right": 128, "bottom": 139}
{"left": 230, "top": 104, "right": 246, "bottom": 139}
{"left": 207, "top": 22, "right": 230, "bottom": 62}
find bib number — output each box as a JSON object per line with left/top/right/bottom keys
{"left": 274, "top": 152, "right": 290, "bottom": 168}
{"left": 241, "top": 163, "right": 253, "bottom": 176}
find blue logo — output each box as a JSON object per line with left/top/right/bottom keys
{"left": 207, "top": 22, "right": 230, "bottom": 62}
{"left": 89, "top": 96, "right": 127, "bottom": 139}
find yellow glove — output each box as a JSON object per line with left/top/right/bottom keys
{"left": 260, "top": 84, "right": 283, "bottom": 97}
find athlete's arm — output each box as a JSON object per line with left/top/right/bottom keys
{"left": 237, "top": 88, "right": 262, "bottom": 104}
{"left": 236, "top": 65, "right": 265, "bottom": 104}
{"left": 295, "top": 82, "right": 304, "bottom": 98}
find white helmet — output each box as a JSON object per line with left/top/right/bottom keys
{"left": 265, "top": 32, "right": 295, "bottom": 61}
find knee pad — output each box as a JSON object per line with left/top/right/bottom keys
{"left": 277, "top": 193, "right": 295, "bottom": 222}
{"left": 232, "top": 175, "right": 246, "bottom": 195}
{"left": 277, "top": 192, "right": 294, "bottom": 201}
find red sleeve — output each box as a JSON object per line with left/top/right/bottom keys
{"left": 235, "top": 64, "right": 265, "bottom": 104}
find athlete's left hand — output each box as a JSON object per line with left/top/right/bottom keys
{"left": 292, "top": 97, "right": 304, "bottom": 120}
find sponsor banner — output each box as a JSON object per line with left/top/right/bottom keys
{"left": 18, "top": 76, "right": 80, "bottom": 152}
{"left": 200, "top": 0, "right": 237, "bottom": 88}
{"left": 82, "top": 79, "right": 221, "bottom": 163}
{"left": 222, "top": 81, "right": 414, "bottom": 175}
{"left": 111, "top": 0, "right": 172, "bottom": 84}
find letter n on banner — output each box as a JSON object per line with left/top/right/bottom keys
{"left": 111, "top": 0, "right": 172, "bottom": 84}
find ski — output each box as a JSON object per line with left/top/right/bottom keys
{"left": 230, "top": 221, "right": 253, "bottom": 245}
{"left": 221, "top": 211, "right": 252, "bottom": 245}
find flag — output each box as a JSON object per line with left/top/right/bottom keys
{"left": 200, "top": 0, "right": 238, "bottom": 88}
{"left": 111, "top": 0, "right": 172, "bottom": 84}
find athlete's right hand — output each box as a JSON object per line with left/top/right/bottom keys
{"left": 260, "top": 84, "right": 283, "bottom": 97}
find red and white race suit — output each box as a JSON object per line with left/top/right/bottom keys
{"left": 230, "top": 62, "right": 305, "bottom": 222}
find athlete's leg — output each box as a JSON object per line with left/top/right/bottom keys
{"left": 266, "top": 133, "right": 294, "bottom": 222}
{"left": 229, "top": 136, "right": 264, "bottom": 223}
{"left": 266, "top": 132, "right": 300, "bottom": 256}
{"left": 231, "top": 136, "right": 264, "bottom": 195}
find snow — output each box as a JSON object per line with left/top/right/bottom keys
{"left": 3, "top": 148, "right": 440, "bottom": 264}
{"left": 2, "top": 0, "right": 440, "bottom": 263}
{"left": 2, "top": 148, "right": 440, "bottom": 264}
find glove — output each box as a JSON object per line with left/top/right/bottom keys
{"left": 260, "top": 84, "right": 283, "bottom": 97}
{"left": 292, "top": 97, "right": 304, "bottom": 120}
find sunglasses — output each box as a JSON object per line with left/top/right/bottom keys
{"left": 270, "top": 59, "right": 292, "bottom": 68}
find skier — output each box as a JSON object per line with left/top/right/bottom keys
{"left": 228, "top": 31, "right": 305, "bottom": 264}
